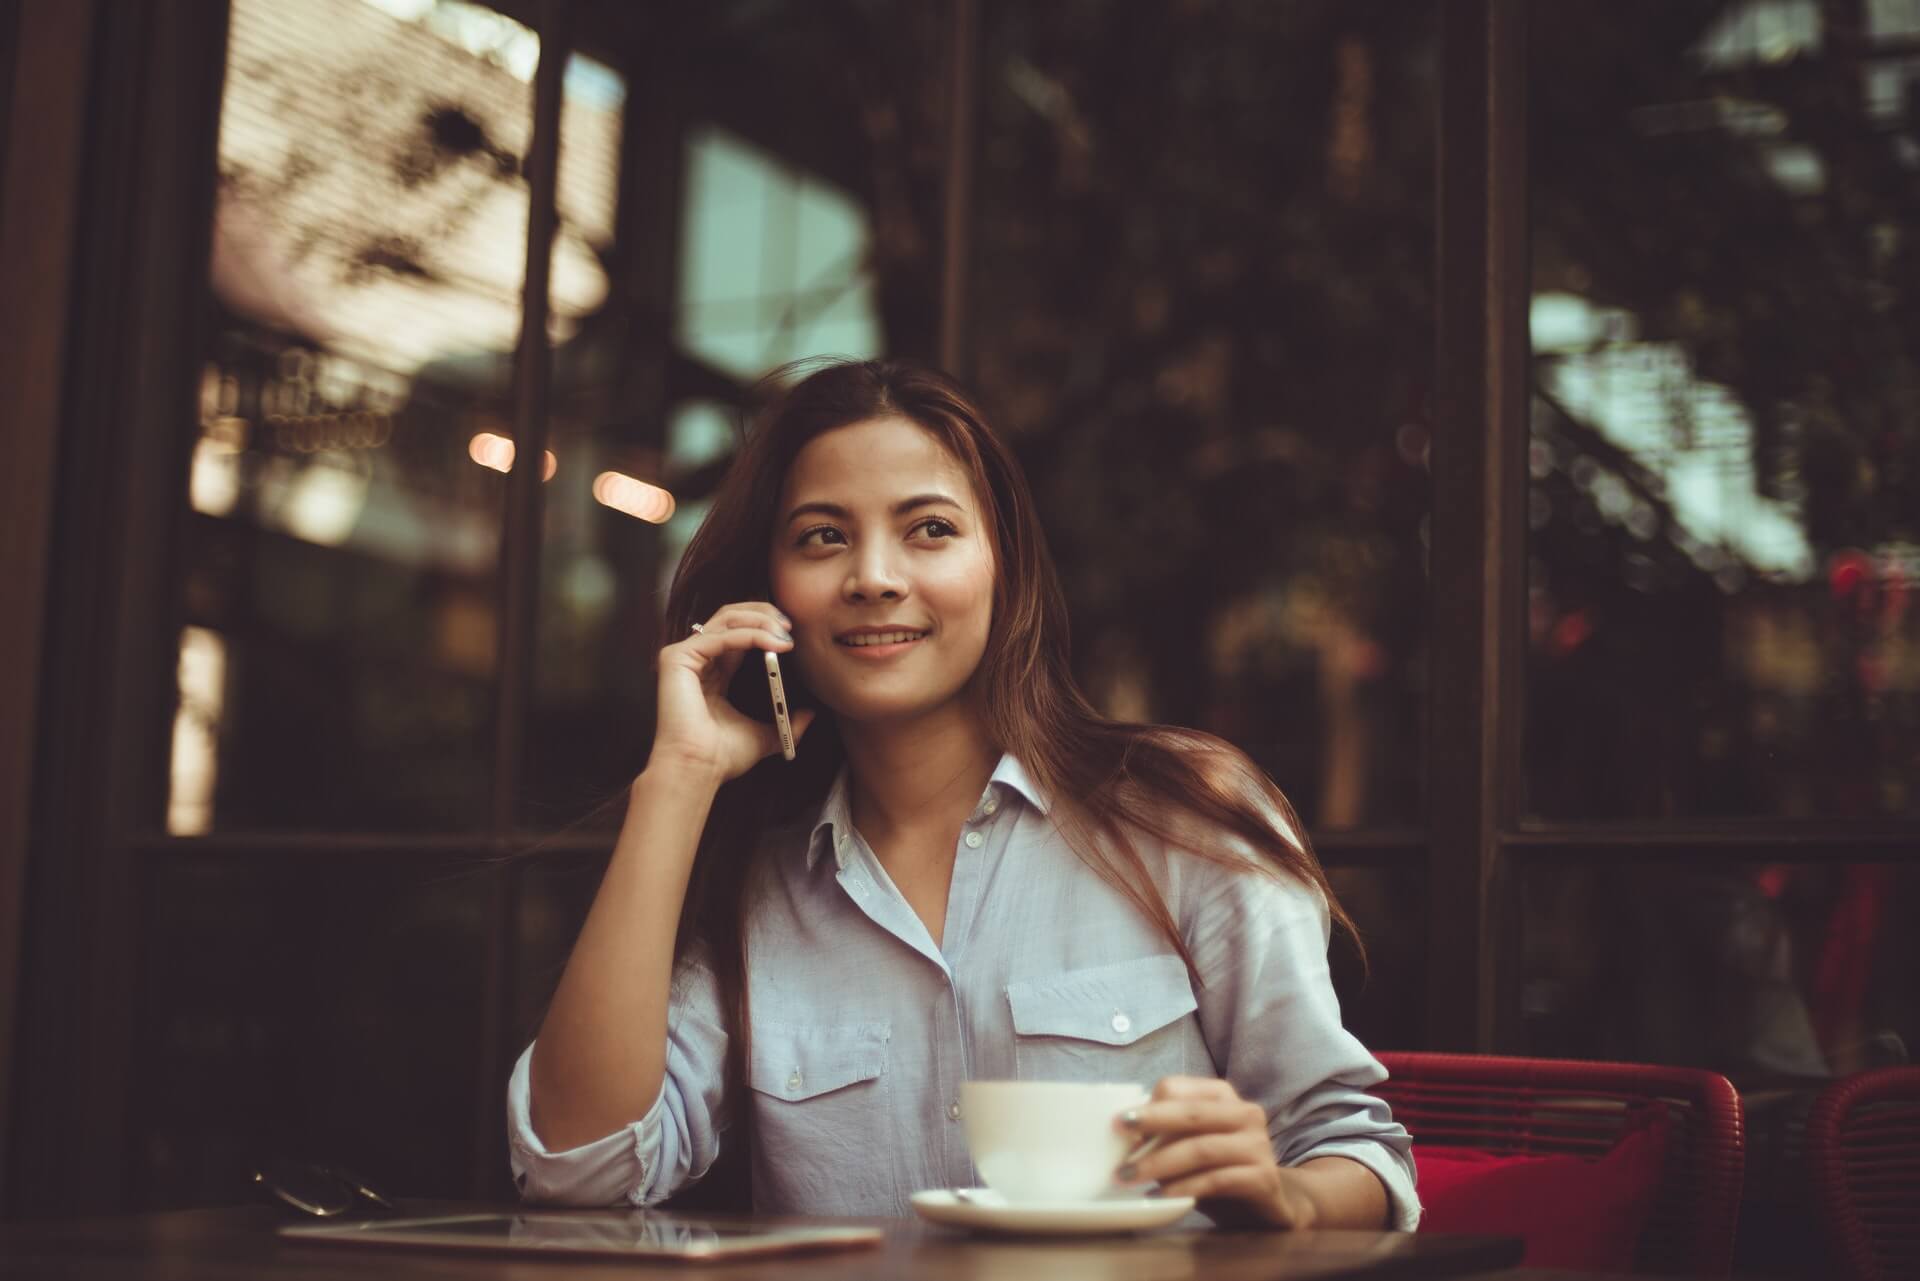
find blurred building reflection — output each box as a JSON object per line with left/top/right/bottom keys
{"left": 173, "top": 0, "right": 628, "bottom": 831}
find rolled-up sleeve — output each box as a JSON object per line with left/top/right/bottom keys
{"left": 1185, "top": 856, "right": 1421, "bottom": 1231}
{"left": 506, "top": 958, "right": 730, "bottom": 1207}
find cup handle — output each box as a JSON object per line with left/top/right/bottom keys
{"left": 1116, "top": 1132, "right": 1165, "bottom": 1178}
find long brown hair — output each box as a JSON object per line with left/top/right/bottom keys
{"left": 664, "top": 358, "right": 1359, "bottom": 1118}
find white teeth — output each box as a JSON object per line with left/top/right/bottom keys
{"left": 840, "top": 630, "right": 926, "bottom": 647}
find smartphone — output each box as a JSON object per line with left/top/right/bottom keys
{"left": 764, "top": 650, "right": 797, "bottom": 761}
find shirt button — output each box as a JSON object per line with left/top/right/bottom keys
{"left": 1111, "top": 1012, "right": 1132, "bottom": 1035}
{"left": 787, "top": 1070, "right": 803, "bottom": 1092}
{"left": 964, "top": 831, "right": 984, "bottom": 849}
{"left": 984, "top": 796, "right": 999, "bottom": 814}
{"left": 947, "top": 1102, "right": 962, "bottom": 1121}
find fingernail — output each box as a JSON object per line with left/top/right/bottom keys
{"left": 1116, "top": 1164, "right": 1136, "bottom": 1181}
{"left": 1121, "top": 1109, "right": 1142, "bottom": 1127}
{"left": 777, "top": 630, "right": 793, "bottom": 643}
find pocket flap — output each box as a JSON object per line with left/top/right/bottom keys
{"left": 748, "top": 1022, "right": 889, "bottom": 1102}
{"left": 1006, "top": 954, "right": 1198, "bottom": 1045}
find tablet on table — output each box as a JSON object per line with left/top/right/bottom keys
{"left": 280, "top": 1211, "right": 885, "bottom": 1262}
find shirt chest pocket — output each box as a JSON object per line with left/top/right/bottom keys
{"left": 746, "top": 1022, "right": 895, "bottom": 1203}
{"left": 1005, "top": 954, "right": 1202, "bottom": 1086}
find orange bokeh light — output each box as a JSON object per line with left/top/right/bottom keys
{"left": 467, "top": 433, "right": 556, "bottom": 480}
{"left": 592, "top": 471, "right": 675, "bottom": 523}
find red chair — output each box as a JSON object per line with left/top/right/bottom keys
{"left": 1376, "top": 1052, "right": 1745, "bottom": 1276}
{"left": 1806, "top": 1066, "right": 1920, "bottom": 1281}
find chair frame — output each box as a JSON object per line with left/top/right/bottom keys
{"left": 1376, "top": 1051, "right": 1745, "bottom": 1276}
{"left": 1805, "top": 1065, "right": 1920, "bottom": 1281}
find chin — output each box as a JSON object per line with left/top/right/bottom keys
{"left": 826, "top": 687, "right": 970, "bottom": 727}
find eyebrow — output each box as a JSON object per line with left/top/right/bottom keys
{"left": 783, "top": 493, "right": 965, "bottom": 525}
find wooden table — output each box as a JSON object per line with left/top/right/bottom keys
{"left": 0, "top": 1205, "right": 1523, "bottom": 1280}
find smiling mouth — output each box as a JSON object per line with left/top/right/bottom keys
{"left": 836, "top": 629, "right": 931, "bottom": 648}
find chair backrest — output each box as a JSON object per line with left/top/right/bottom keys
{"left": 1376, "top": 1052, "right": 1745, "bottom": 1276}
{"left": 1805, "top": 1065, "right": 1920, "bottom": 1281}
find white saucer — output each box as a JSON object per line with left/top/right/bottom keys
{"left": 909, "top": 1189, "right": 1196, "bottom": 1236}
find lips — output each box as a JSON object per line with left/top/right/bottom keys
{"left": 835, "top": 627, "right": 931, "bottom": 647}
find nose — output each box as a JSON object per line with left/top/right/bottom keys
{"left": 843, "top": 542, "right": 909, "bottom": 603}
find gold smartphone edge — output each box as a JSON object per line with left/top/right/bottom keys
{"left": 764, "top": 650, "right": 797, "bottom": 761}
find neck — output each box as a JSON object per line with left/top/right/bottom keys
{"left": 841, "top": 702, "right": 999, "bottom": 849}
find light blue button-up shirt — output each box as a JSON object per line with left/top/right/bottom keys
{"left": 507, "top": 754, "right": 1420, "bottom": 1228}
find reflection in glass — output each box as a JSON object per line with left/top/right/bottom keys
{"left": 133, "top": 857, "right": 492, "bottom": 1206}
{"left": 521, "top": 3, "right": 945, "bottom": 823}
{"left": 1528, "top": 2, "right": 1920, "bottom": 820}
{"left": 172, "top": 0, "right": 555, "bottom": 831}
{"left": 968, "top": 2, "right": 1434, "bottom": 830}
{"left": 520, "top": 47, "right": 637, "bottom": 823}
{"left": 512, "top": 854, "right": 594, "bottom": 1048}
{"left": 1521, "top": 860, "right": 1919, "bottom": 1081}
{"left": 1326, "top": 865, "right": 1426, "bottom": 1052}
{"left": 506, "top": 1211, "right": 718, "bottom": 1248}
{"left": 677, "top": 128, "right": 884, "bottom": 379}
{"left": 166, "top": 627, "right": 229, "bottom": 836}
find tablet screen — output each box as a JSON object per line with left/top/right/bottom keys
{"left": 282, "top": 1212, "right": 885, "bottom": 1260}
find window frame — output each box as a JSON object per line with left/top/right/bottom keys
{"left": 9, "top": 0, "right": 1919, "bottom": 1217}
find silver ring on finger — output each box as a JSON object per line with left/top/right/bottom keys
{"left": 689, "top": 623, "right": 704, "bottom": 634}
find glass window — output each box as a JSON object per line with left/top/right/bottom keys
{"left": 677, "top": 126, "right": 886, "bottom": 380}
{"left": 1327, "top": 863, "right": 1428, "bottom": 1051}
{"left": 967, "top": 1, "right": 1436, "bottom": 831}
{"left": 1527, "top": 1, "right": 1920, "bottom": 821}
{"left": 173, "top": 0, "right": 549, "bottom": 831}
{"left": 1520, "top": 859, "right": 1920, "bottom": 1081}
{"left": 523, "top": 46, "right": 638, "bottom": 824}
{"left": 132, "top": 857, "right": 493, "bottom": 1205}
{"left": 520, "top": 1, "right": 947, "bottom": 823}
{"left": 513, "top": 854, "right": 599, "bottom": 1051}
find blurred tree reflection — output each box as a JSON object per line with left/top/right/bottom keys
{"left": 1516, "top": 3, "right": 1920, "bottom": 1141}
{"left": 1527, "top": 0, "right": 1920, "bottom": 820}
{"left": 966, "top": 0, "right": 1436, "bottom": 830}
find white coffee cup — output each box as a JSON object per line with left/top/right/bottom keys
{"left": 959, "top": 1080, "right": 1148, "bottom": 1203}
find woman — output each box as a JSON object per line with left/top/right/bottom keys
{"left": 509, "top": 359, "right": 1418, "bottom": 1230}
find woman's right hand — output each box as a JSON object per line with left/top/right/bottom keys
{"left": 646, "top": 601, "right": 816, "bottom": 785}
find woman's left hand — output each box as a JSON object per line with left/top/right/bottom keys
{"left": 1116, "top": 1076, "right": 1318, "bottom": 1228}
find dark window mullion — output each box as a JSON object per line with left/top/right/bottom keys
{"left": 493, "top": 11, "right": 568, "bottom": 825}
{"left": 1313, "top": 833, "right": 1427, "bottom": 871}
{"left": 11, "top": 0, "right": 230, "bottom": 1215}
{"left": 939, "top": 0, "right": 979, "bottom": 376}
{"left": 1505, "top": 832, "right": 1920, "bottom": 865}
{"left": 476, "top": 0, "right": 571, "bottom": 1199}
{"left": 1428, "top": 0, "right": 1530, "bottom": 1053}
{"left": 130, "top": 832, "right": 530, "bottom": 858}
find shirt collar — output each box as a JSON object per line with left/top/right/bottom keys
{"left": 804, "top": 751, "right": 1051, "bottom": 872}
{"left": 985, "top": 752, "right": 1050, "bottom": 816}
{"left": 804, "top": 769, "right": 857, "bottom": 872}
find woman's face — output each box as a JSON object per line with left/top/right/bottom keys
{"left": 770, "top": 415, "right": 996, "bottom": 727}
